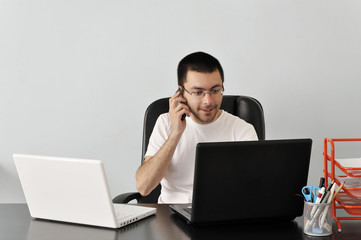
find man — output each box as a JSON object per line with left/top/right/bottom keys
{"left": 136, "top": 52, "right": 258, "bottom": 203}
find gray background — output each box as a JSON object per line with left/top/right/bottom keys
{"left": 1, "top": 0, "right": 361, "bottom": 203}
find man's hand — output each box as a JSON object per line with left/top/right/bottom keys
{"left": 169, "top": 90, "right": 190, "bottom": 136}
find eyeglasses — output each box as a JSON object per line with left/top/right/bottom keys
{"left": 183, "top": 87, "right": 224, "bottom": 99}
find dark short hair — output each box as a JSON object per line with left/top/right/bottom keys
{"left": 177, "top": 52, "right": 224, "bottom": 86}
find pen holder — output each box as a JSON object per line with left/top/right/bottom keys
{"left": 303, "top": 201, "right": 332, "bottom": 236}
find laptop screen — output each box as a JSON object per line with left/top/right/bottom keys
{"left": 190, "top": 139, "right": 312, "bottom": 223}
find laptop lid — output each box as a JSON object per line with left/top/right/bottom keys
{"left": 171, "top": 139, "right": 312, "bottom": 224}
{"left": 13, "top": 154, "right": 155, "bottom": 228}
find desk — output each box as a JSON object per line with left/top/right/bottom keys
{"left": 0, "top": 204, "right": 360, "bottom": 240}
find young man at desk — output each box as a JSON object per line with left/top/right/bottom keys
{"left": 136, "top": 51, "right": 258, "bottom": 203}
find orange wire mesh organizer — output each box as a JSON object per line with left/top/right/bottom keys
{"left": 324, "top": 138, "right": 361, "bottom": 232}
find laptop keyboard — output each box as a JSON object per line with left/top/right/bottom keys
{"left": 113, "top": 204, "right": 134, "bottom": 221}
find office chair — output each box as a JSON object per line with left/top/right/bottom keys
{"left": 112, "top": 95, "right": 265, "bottom": 203}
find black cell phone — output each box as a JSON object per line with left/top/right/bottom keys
{"left": 176, "top": 87, "right": 187, "bottom": 121}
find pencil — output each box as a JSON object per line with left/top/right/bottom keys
{"left": 331, "top": 182, "right": 345, "bottom": 201}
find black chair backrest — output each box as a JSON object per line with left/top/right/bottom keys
{"left": 139, "top": 95, "right": 265, "bottom": 203}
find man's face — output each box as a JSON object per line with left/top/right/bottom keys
{"left": 182, "top": 69, "right": 223, "bottom": 124}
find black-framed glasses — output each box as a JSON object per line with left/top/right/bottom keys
{"left": 183, "top": 87, "right": 224, "bottom": 99}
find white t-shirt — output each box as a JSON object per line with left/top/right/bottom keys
{"left": 145, "top": 110, "right": 258, "bottom": 203}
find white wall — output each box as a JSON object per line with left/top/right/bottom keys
{"left": 1, "top": 0, "right": 361, "bottom": 203}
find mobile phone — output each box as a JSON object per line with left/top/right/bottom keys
{"left": 176, "top": 87, "right": 187, "bottom": 121}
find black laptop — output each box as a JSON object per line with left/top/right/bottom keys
{"left": 170, "top": 139, "right": 312, "bottom": 224}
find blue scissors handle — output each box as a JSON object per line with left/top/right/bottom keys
{"left": 302, "top": 186, "right": 313, "bottom": 202}
{"left": 302, "top": 186, "right": 321, "bottom": 203}
{"left": 313, "top": 187, "right": 321, "bottom": 202}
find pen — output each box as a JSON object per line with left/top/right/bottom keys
{"left": 320, "top": 181, "right": 334, "bottom": 203}
{"left": 313, "top": 186, "right": 325, "bottom": 204}
{"left": 326, "top": 180, "right": 334, "bottom": 192}
{"left": 321, "top": 192, "right": 330, "bottom": 204}
{"left": 319, "top": 182, "right": 344, "bottom": 229}
{"left": 310, "top": 187, "right": 325, "bottom": 217}
{"left": 327, "top": 183, "right": 336, "bottom": 203}
{"left": 319, "top": 183, "right": 336, "bottom": 228}
{"left": 319, "top": 177, "right": 325, "bottom": 188}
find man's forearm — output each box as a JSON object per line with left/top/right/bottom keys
{"left": 136, "top": 133, "right": 181, "bottom": 196}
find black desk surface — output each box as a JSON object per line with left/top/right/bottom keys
{"left": 1, "top": 204, "right": 361, "bottom": 240}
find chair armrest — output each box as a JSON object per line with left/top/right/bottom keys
{"left": 112, "top": 192, "right": 142, "bottom": 203}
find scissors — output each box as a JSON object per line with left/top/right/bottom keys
{"left": 302, "top": 186, "right": 321, "bottom": 203}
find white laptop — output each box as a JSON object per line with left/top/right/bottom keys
{"left": 13, "top": 154, "right": 156, "bottom": 229}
